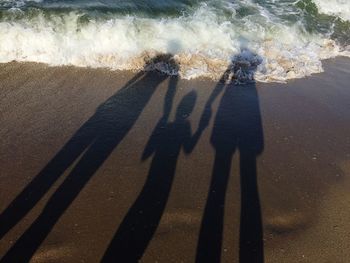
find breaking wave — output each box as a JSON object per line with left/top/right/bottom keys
{"left": 0, "top": 0, "right": 349, "bottom": 82}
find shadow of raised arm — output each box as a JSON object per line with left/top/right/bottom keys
{"left": 200, "top": 66, "right": 231, "bottom": 120}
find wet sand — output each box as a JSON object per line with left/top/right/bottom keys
{"left": 0, "top": 58, "right": 350, "bottom": 262}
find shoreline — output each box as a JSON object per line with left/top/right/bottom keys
{"left": 1, "top": 57, "right": 350, "bottom": 262}
{"left": 2, "top": 55, "right": 350, "bottom": 84}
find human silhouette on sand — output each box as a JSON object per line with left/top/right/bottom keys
{"left": 0, "top": 54, "right": 179, "bottom": 262}
{"left": 196, "top": 48, "right": 264, "bottom": 263}
{"left": 102, "top": 90, "right": 209, "bottom": 262}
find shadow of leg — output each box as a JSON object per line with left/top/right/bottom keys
{"left": 102, "top": 152, "right": 178, "bottom": 262}
{"left": 196, "top": 150, "right": 233, "bottom": 263}
{"left": 0, "top": 121, "right": 96, "bottom": 240}
{"left": 0, "top": 137, "right": 118, "bottom": 262}
{"left": 239, "top": 151, "right": 264, "bottom": 263}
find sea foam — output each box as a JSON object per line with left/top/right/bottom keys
{"left": 0, "top": 1, "right": 349, "bottom": 82}
{"left": 313, "top": 0, "right": 350, "bottom": 21}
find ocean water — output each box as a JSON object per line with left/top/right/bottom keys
{"left": 0, "top": 0, "right": 349, "bottom": 82}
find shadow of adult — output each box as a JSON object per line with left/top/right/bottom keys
{"left": 196, "top": 49, "right": 264, "bottom": 263}
{"left": 102, "top": 90, "right": 209, "bottom": 262}
{"left": 0, "top": 54, "right": 179, "bottom": 262}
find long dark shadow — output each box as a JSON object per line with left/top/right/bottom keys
{"left": 196, "top": 49, "right": 264, "bottom": 263}
{"left": 0, "top": 70, "right": 144, "bottom": 240}
{"left": 0, "top": 55, "right": 175, "bottom": 262}
{"left": 102, "top": 89, "right": 208, "bottom": 262}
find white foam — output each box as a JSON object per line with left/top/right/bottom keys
{"left": 312, "top": 0, "right": 350, "bottom": 21}
{"left": 0, "top": 3, "right": 349, "bottom": 82}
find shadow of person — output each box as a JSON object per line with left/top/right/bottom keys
{"left": 102, "top": 90, "right": 208, "bottom": 262}
{"left": 196, "top": 49, "right": 264, "bottom": 263}
{"left": 0, "top": 54, "right": 179, "bottom": 262}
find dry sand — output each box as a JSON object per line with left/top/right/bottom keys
{"left": 0, "top": 58, "right": 350, "bottom": 262}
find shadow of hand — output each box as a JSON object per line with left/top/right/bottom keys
{"left": 198, "top": 106, "right": 212, "bottom": 131}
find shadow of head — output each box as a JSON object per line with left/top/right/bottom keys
{"left": 175, "top": 91, "right": 197, "bottom": 121}
{"left": 143, "top": 40, "right": 182, "bottom": 75}
{"left": 225, "top": 48, "right": 263, "bottom": 85}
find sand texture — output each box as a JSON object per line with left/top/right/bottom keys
{"left": 1, "top": 58, "right": 350, "bottom": 262}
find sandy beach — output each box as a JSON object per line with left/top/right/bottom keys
{"left": 1, "top": 57, "right": 350, "bottom": 262}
